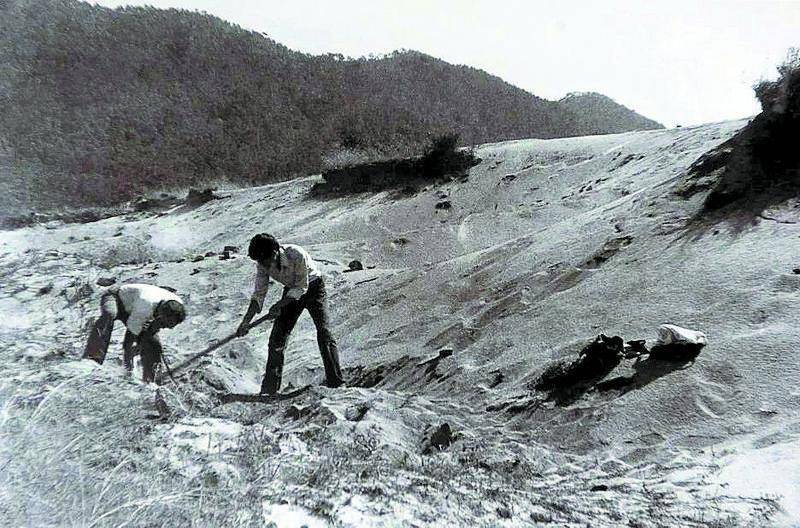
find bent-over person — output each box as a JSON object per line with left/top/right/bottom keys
{"left": 83, "top": 283, "right": 185, "bottom": 382}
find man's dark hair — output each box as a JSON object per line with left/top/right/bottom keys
{"left": 248, "top": 233, "right": 280, "bottom": 262}
{"left": 159, "top": 300, "right": 185, "bottom": 324}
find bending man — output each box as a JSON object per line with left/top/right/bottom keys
{"left": 237, "top": 233, "right": 344, "bottom": 394}
{"left": 83, "top": 283, "right": 186, "bottom": 382}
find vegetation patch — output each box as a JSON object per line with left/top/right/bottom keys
{"left": 681, "top": 49, "right": 800, "bottom": 229}
{"left": 311, "top": 134, "right": 480, "bottom": 196}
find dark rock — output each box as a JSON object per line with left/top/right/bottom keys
{"left": 435, "top": 200, "right": 452, "bottom": 210}
{"left": 285, "top": 404, "right": 312, "bottom": 420}
{"left": 496, "top": 506, "right": 513, "bottom": 519}
{"left": 624, "top": 339, "right": 649, "bottom": 358}
{"left": 488, "top": 370, "right": 504, "bottom": 388}
{"left": 793, "top": 267, "right": 800, "bottom": 274}
{"left": 347, "top": 260, "right": 364, "bottom": 271}
{"left": 185, "top": 188, "right": 217, "bottom": 206}
{"left": 345, "top": 403, "right": 370, "bottom": 422}
{"left": 424, "top": 423, "right": 455, "bottom": 453}
{"left": 590, "top": 484, "right": 609, "bottom": 492}
{"left": 38, "top": 283, "right": 54, "bottom": 296}
{"left": 96, "top": 277, "right": 117, "bottom": 287}
{"left": 532, "top": 334, "right": 625, "bottom": 404}
{"left": 219, "top": 251, "right": 232, "bottom": 260}
{"left": 204, "top": 251, "right": 216, "bottom": 258}
{"left": 436, "top": 347, "right": 454, "bottom": 359}
{"left": 648, "top": 342, "right": 704, "bottom": 361}
{"left": 223, "top": 245, "right": 240, "bottom": 253}
{"left": 193, "top": 255, "right": 205, "bottom": 262}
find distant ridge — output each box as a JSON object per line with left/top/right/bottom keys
{"left": 0, "top": 0, "right": 662, "bottom": 208}
{"left": 558, "top": 92, "right": 663, "bottom": 135}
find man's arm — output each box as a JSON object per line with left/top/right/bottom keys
{"left": 237, "top": 264, "right": 270, "bottom": 336}
{"left": 236, "top": 299, "right": 261, "bottom": 336}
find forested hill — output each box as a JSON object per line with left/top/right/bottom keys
{"left": 559, "top": 92, "right": 663, "bottom": 134}
{"left": 0, "top": 0, "right": 662, "bottom": 208}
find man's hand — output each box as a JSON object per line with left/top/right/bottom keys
{"left": 140, "top": 319, "right": 160, "bottom": 336}
{"left": 235, "top": 299, "right": 261, "bottom": 338}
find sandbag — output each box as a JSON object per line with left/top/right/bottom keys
{"left": 649, "top": 324, "right": 707, "bottom": 361}
{"left": 655, "top": 324, "right": 707, "bottom": 346}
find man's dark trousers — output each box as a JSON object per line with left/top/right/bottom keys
{"left": 261, "top": 278, "right": 344, "bottom": 394}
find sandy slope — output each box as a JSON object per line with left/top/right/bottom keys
{"left": 1, "top": 119, "right": 797, "bottom": 526}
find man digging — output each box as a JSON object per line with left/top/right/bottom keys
{"left": 236, "top": 233, "right": 344, "bottom": 394}
{"left": 83, "top": 284, "right": 186, "bottom": 382}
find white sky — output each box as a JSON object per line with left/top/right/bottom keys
{"left": 90, "top": 0, "right": 800, "bottom": 127}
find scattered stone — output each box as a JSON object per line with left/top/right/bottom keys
{"left": 793, "top": 267, "right": 800, "bottom": 275}
{"left": 204, "top": 251, "right": 216, "bottom": 258}
{"left": 435, "top": 200, "right": 452, "bottom": 210}
{"left": 219, "top": 251, "right": 232, "bottom": 260}
{"left": 193, "top": 255, "right": 205, "bottom": 262}
{"left": 624, "top": 339, "right": 649, "bottom": 358}
{"left": 436, "top": 347, "right": 454, "bottom": 359}
{"left": 223, "top": 245, "right": 240, "bottom": 253}
{"left": 345, "top": 403, "right": 370, "bottom": 422}
{"left": 96, "top": 277, "right": 117, "bottom": 287}
{"left": 37, "top": 283, "right": 54, "bottom": 296}
{"left": 488, "top": 370, "right": 504, "bottom": 388}
{"left": 424, "top": 423, "right": 455, "bottom": 454}
{"left": 501, "top": 173, "right": 517, "bottom": 183}
{"left": 534, "top": 334, "right": 625, "bottom": 394}
{"left": 285, "top": 404, "right": 312, "bottom": 420}
{"left": 590, "top": 484, "right": 609, "bottom": 492}
{"left": 496, "top": 506, "right": 513, "bottom": 519}
{"left": 190, "top": 268, "right": 201, "bottom": 275}
{"left": 345, "top": 260, "right": 364, "bottom": 272}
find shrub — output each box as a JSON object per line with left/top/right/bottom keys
{"left": 315, "top": 131, "right": 479, "bottom": 195}
{"left": 753, "top": 48, "right": 800, "bottom": 117}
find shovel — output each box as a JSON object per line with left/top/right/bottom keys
{"left": 157, "top": 313, "right": 275, "bottom": 383}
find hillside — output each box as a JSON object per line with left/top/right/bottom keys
{"left": 559, "top": 92, "right": 664, "bottom": 134}
{"left": 1, "top": 118, "right": 797, "bottom": 527}
{"left": 0, "top": 0, "right": 661, "bottom": 211}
